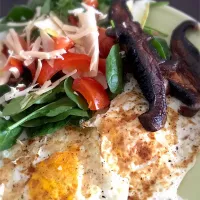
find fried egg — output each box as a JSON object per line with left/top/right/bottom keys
{"left": 86, "top": 75, "right": 200, "bottom": 200}
{"left": 1, "top": 76, "right": 200, "bottom": 200}
{"left": 0, "top": 127, "right": 129, "bottom": 200}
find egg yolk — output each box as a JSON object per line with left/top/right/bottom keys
{"left": 28, "top": 149, "right": 79, "bottom": 200}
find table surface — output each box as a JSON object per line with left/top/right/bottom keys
{"left": 0, "top": 0, "right": 199, "bottom": 20}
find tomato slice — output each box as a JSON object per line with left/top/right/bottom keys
{"left": 54, "top": 37, "right": 74, "bottom": 50}
{"left": 83, "top": 0, "right": 98, "bottom": 8}
{"left": 99, "top": 27, "right": 115, "bottom": 59}
{"left": 37, "top": 53, "right": 91, "bottom": 85}
{"left": 72, "top": 77, "right": 110, "bottom": 110}
{"left": 4, "top": 58, "right": 23, "bottom": 74}
{"left": 18, "top": 36, "right": 28, "bottom": 50}
{"left": 98, "top": 58, "right": 106, "bottom": 75}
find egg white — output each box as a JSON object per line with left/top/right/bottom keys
{"left": 87, "top": 75, "right": 200, "bottom": 200}
{"left": 0, "top": 127, "right": 129, "bottom": 200}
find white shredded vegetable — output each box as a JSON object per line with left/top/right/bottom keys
{"left": 20, "top": 49, "right": 66, "bottom": 60}
{"left": 24, "top": 36, "right": 42, "bottom": 66}
{"left": 32, "top": 59, "right": 42, "bottom": 85}
{"left": 40, "top": 30, "right": 55, "bottom": 52}
{"left": 77, "top": 5, "right": 99, "bottom": 76}
{"left": 6, "top": 21, "right": 29, "bottom": 27}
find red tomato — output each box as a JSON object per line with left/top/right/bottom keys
{"left": 68, "top": 15, "right": 78, "bottom": 26}
{"left": 99, "top": 27, "right": 115, "bottom": 58}
{"left": 98, "top": 58, "right": 106, "bottom": 74}
{"left": 54, "top": 37, "right": 74, "bottom": 50}
{"left": 83, "top": 0, "right": 98, "bottom": 8}
{"left": 4, "top": 58, "right": 23, "bottom": 74}
{"left": 18, "top": 36, "right": 27, "bottom": 50}
{"left": 37, "top": 53, "right": 91, "bottom": 85}
{"left": 72, "top": 77, "right": 110, "bottom": 110}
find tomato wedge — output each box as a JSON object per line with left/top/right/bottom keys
{"left": 99, "top": 27, "right": 115, "bottom": 59}
{"left": 54, "top": 37, "right": 74, "bottom": 50}
{"left": 83, "top": 0, "right": 98, "bottom": 8}
{"left": 72, "top": 77, "right": 110, "bottom": 110}
{"left": 37, "top": 53, "right": 91, "bottom": 85}
{"left": 18, "top": 36, "right": 27, "bottom": 50}
{"left": 98, "top": 58, "right": 106, "bottom": 75}
{"left": 4, "top": 58, "right": 23, "bottom": 74}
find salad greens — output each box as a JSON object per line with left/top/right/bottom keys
{"left": 150, "top": 37, "right": 171, "bottom": 60}
{"left": 106, "top": 44, "right": 123, "bottom": 94}
{"left": 1, "top": 80, "right": 90, "bottom": 150}
{"left": 0, "top": 118, "right": 23, "bottom": 151}
{"left": 8, "top": 97, "right": 76, "bottom": 130}
{"left": 1, "top": 6, "right": 34, "bottom": 23}
{"left": 27, "top": 118, "right": 71, "bottom": 138}
{"left": 64, "top": 78, "right": 88, "bottom": 110}
{"left": 3, "top": 84, "right": 64, "bottom": 116}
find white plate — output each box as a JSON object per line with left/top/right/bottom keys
{"left": 146, "top": 5, "right": 200, "bottom": 200}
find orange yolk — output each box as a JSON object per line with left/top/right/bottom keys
{"left": 28, "top": 149, "right": 79, "bottom": 200}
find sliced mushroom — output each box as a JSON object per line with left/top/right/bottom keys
{"left": 109, "top": 0, "right": 167, "bottom": 132}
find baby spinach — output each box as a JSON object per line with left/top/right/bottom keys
{"left": 41, "top": 0, "right": 52, "bottom": 14}
{"left": 19, "top": 108, "right": 89, "bottom": 127}
{"left": 0, "top": 118, "right": 23, "bottom": 151}
{"left": 3, "top": 84, "right": 64, "bottom": 116}
{"left": 106, "top": 44, "right": 123, "bottom": 94}
{"left": 150, "top": 37, "right": 171, "bottom": 60}
{"left": 8, "top": 97, "right": 76, "bottom": 130}
{"left": 45, "top": 108, "right": 89, "bottom": 123}
{"left": 0, "top": 85, "right": 11, "bottom": 97}
{"left": 1, "top": 6, "right": 34, "bottom": 23}
{"left": 64, "top": 78, "right": 88, "bottom": 110}
{"left": 35, "top": 84, "right": 65, "bottom": 104}
{"left": 27, "top": 118, "right": 71, "bottom": 138}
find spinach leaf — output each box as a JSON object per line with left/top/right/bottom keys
{"left": 45, "top": 108, "right": 89, "bottom": 123}
{"left": 27, "top": 118, "right": 71, "bottom": 138}
{"left": 8, "top": 97, "right": 76, "bottom": 130}
{"left": 18, "top": 108, "right": 88, "bottom": 127}
{"left": 98, "top": 0, "right": 111, "bottom": 12}
{"left": 0, "top": 118, "right": 23, "bottom": 151}
{"left": 3, "top": 84, "right": 64, "bottom": 116}
{"left": 2, "top": 6, "right": 34, "bottom": 23}
{"left": 28, "top": 0, "right": 82, "bottom": 20}
{"left": 35, "top": 84, "right": 65, "bottom": 104}
{"left": 106, "top": 44, "right": 123, "bottom": 94}
{"left": 0, "top": 24, "right": 10, "bottom": 32}
{"left": 64, "top": 78, "right": 88, "bottom": 110}
{"left": 150, "top": 37, "right": 171, "bottom": 60}
{"left": 41, "top": 0, "right": 52, "bottom": 14}
{"left": 0, "top": 85, "right": 11, "bottom": 97}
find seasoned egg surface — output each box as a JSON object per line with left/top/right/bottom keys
{"left": 86, "top": 76, "right": 200, "bottom": 200}
{"left": 0, "top": 127, "right": 129, "bottom": 200}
